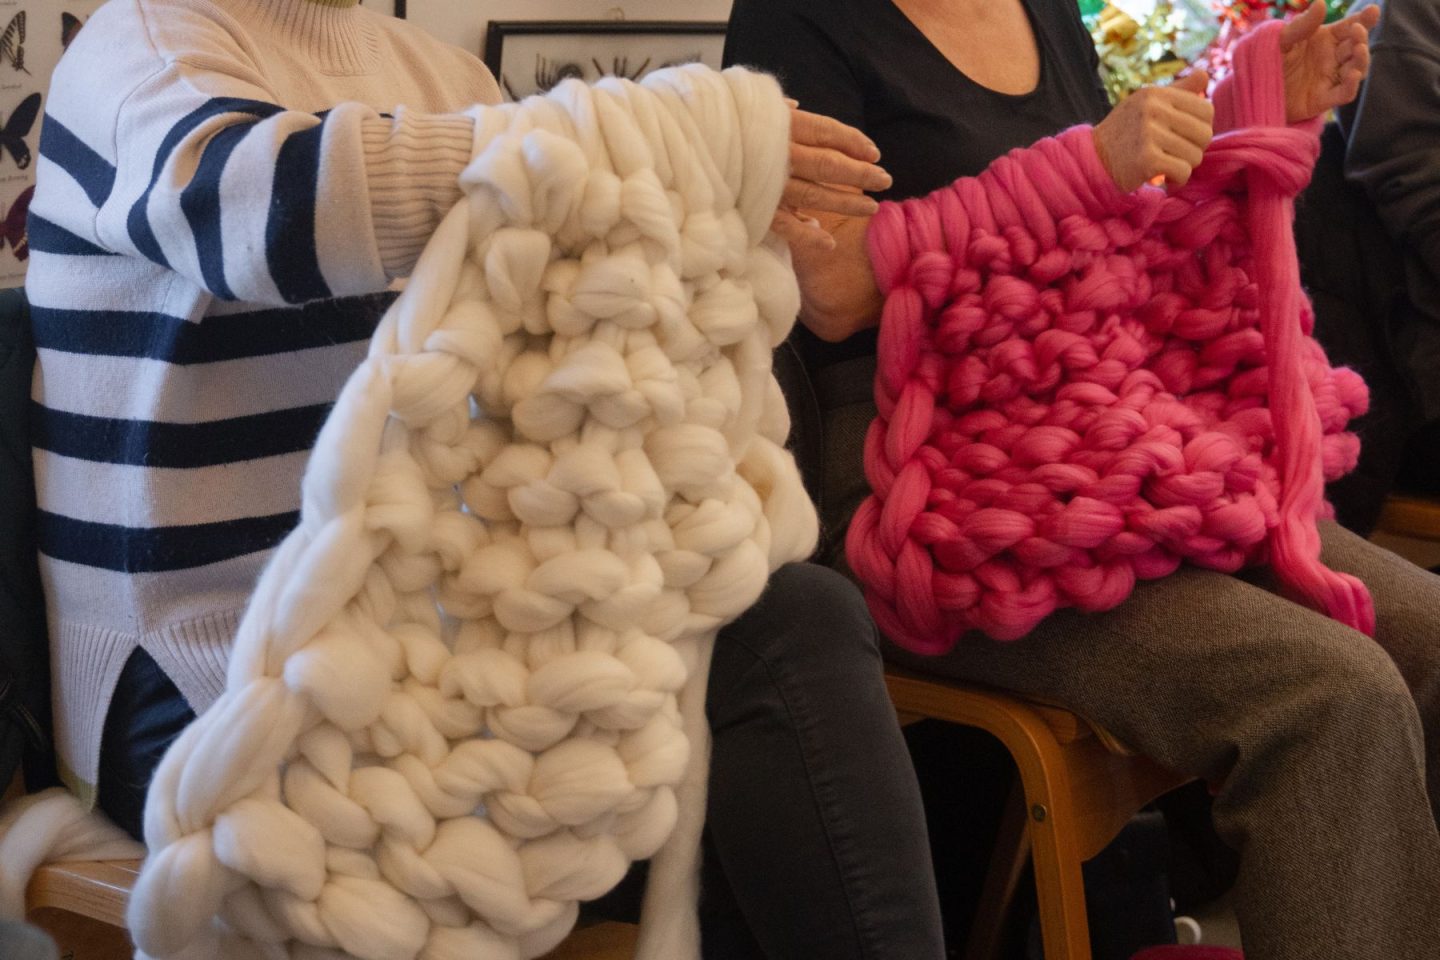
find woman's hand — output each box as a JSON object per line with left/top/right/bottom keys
{"left": 775, "top": 206, "right": 883, "bottom": 342}
{"left": 1092, "top": 69, "right": 1214, "bottom": 191}
{"left": 766, "top": 103, "right": 890, "bottom": 342}
{"left": 1280, "top": 0, "right": 1380, "bottom": 124}
{"left": 777, "top": 104, "right": 892, "bottom": 251}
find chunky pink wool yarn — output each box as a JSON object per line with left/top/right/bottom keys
{"left": 846, "top": 22, "right": 1374, "bottom": 651}
{"left": 1130, "top": 949, "right": 1243, "bottom": 960}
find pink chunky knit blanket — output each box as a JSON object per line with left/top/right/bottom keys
{"left": 847, "top": 22, "right": 1374, "bottom": 651}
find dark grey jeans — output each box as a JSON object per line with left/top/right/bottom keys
{"left": 694, "top": 562, "right": 946, "bottom": 959}
{"left": 99, "top": 563, "right": 947, "bottom": 960}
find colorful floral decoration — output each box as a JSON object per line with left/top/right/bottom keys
{"left": 1087, "top": 0, "right": 1220, "bottom": 102}
{"left": 1083, "top": 0, "right": 1348, "bottom": 101}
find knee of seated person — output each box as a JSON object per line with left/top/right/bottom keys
{"left": 1274, "top": 633, "right": 1421, "bottom": 744}
{"left": 741, "top": 562, "right": 881, "bottom": 665}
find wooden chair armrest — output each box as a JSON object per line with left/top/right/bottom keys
{"left": 885, "top": 666, "right": 1115, "bottom": 749}
{"left": 26, "top": 859, "right": 140, "bottom": 928}
{"left": 1377, "top": 494, "right": 1440, "bottom": 541}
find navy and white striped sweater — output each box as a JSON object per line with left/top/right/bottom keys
{"left": 27, "top": 0, "right": 497, "bottom": 796}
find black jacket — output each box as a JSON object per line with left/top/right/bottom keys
{"left": 1338, "top": 0, "right": 1440, "bottom": 423}
{"left": 1297, "top": 125, "right": 1429, "bottom": 533}
{"left": 0, "top": 287, "right": 56, "bottom": 791}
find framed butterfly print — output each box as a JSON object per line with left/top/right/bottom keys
{"left": 358, "top": 0, "right": 405, "bottom": 15}
{"left": 62, "top": 12, "right": 86, "bottom": 50}
{"left": 1, "top": 183, "right": 30, "bottom": 260}
{"left": 482, "top": 21, "right": 727, "bottom": 103}
{"left": 0, "top": 2, "right": 106, "bottom": 285}
{"left": 0, "top": 10, "right": 28, "bottom": 74}
{"left": 0, "top": 92, "right": 38, "bottom": 169}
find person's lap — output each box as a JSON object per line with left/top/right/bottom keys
{"left": 884, "top": 521, "right": 1440, "bottom": 801}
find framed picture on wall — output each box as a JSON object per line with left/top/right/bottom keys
{"left": 360, "top": 0, "right": 405, "bottom": 15}
{"left": 483, "top": 21, "right": 727, "bottom": 102}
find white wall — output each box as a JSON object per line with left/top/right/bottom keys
{"left": 400, "top": 1, "right": 734, "bottom": 68}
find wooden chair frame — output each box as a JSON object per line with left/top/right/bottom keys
{"left": 887, "top": 668, "right": 1192, "bottom": 960}
{"left": 1376, "top": 494, "right": 1440, "bottom": 542}
{"left": 24, "top": 860, "right": 639, "bottom": 958}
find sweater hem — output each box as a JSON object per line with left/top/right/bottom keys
{"left": 52, "top": 609, "right": 240, "bottom": 801}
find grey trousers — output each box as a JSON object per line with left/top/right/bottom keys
{"left": 884, "top": 521, "right": 1440, "bottom": 960}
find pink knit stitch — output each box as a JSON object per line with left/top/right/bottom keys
{"left": 846, "top": 22, "right": 1374, "bottom": 651}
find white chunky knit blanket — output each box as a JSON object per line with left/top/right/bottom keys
{"left": 126, "top": 66, "right": 817, "bottom": 960}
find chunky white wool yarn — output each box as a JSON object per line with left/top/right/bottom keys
{"left": 0, "top": 789, "right": 144, "bottom": 920}
{"left": 127, "top": 65, "right": 816, "bottom": 960}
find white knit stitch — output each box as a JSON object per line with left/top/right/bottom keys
{"left": 126, "top": 65, "right": 816, "bottom": 960}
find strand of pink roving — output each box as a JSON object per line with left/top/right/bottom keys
{"left": 847, "top": 21, "right": 1374, "bottom": 652}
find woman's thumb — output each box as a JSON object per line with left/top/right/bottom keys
{"left": 1172, "top": 67, "right": 1210, "bottom": 96}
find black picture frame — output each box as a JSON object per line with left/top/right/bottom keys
{"left": 483, "top": 20, "right": 728, "bottom": 102}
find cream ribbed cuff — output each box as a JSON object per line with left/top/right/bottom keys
{"left": 362, "top": 110, "right": 478, "bottom": 278}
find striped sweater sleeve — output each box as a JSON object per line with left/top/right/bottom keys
{"left": 46, "top": 59, "right": 478, "bottom": 305}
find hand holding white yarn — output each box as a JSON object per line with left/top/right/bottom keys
{"left": 128, "top": 66, "right": 816, "bottom": 960}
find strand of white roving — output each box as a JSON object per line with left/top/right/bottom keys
{"left": 127, "top": 65, "right": 817, "bottom": 960}
{"left": 0, "top": 789, "right": 143, "bottom": 920}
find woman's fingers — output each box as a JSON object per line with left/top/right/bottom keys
{"left": 789, "top": 141, "right": 893, "bottom": 195}
{"left": 1318, "top": 22, "right": 1370, "bottom": 108}
{"left": 782, "top": 177, "right": 880, "bottom": 217}
{"left": 1334, "top": 35, "right": 1357, "bottom": 66}
{"left": 784, "top": 108, "right": 889, "bottom": 218}
{"left": 1155, "top": 126, "right": 1205, "bottom": 172}
{"left": 1334, "top": 18, "right": 1373, "bottom": 68}
{"left": 1345, "top": 4, "right": 1381, "bottom": 31}
{"left": 1158, "top": 153, "right": 1195, "bottom": 188}
{"left": 1348, "top": 31, "right": 1371, "bottom": 73}
{"left": 1169, "top": 91, "right": 1215, "bottom": 127}
{"left": 1336, "top": 64, "right": 1365, "bottom": 105}
{"left": 1163, "top": 106, "right": 1214, "bottom": 154}
{"left": 790, "top": 108, "right": 881, "bottom": 162}
{"left": 1280, "top": 0, "right": 1326, "bottom": 51}
{"left": 1278, "top": 2, "right": 1377, "bottom": 120}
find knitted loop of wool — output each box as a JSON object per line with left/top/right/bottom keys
{"left": 128, "top": 66, "right": 816, "bottom": 960}
{"left": 848, "top": 23, "right": 1373, "bottom": 651}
